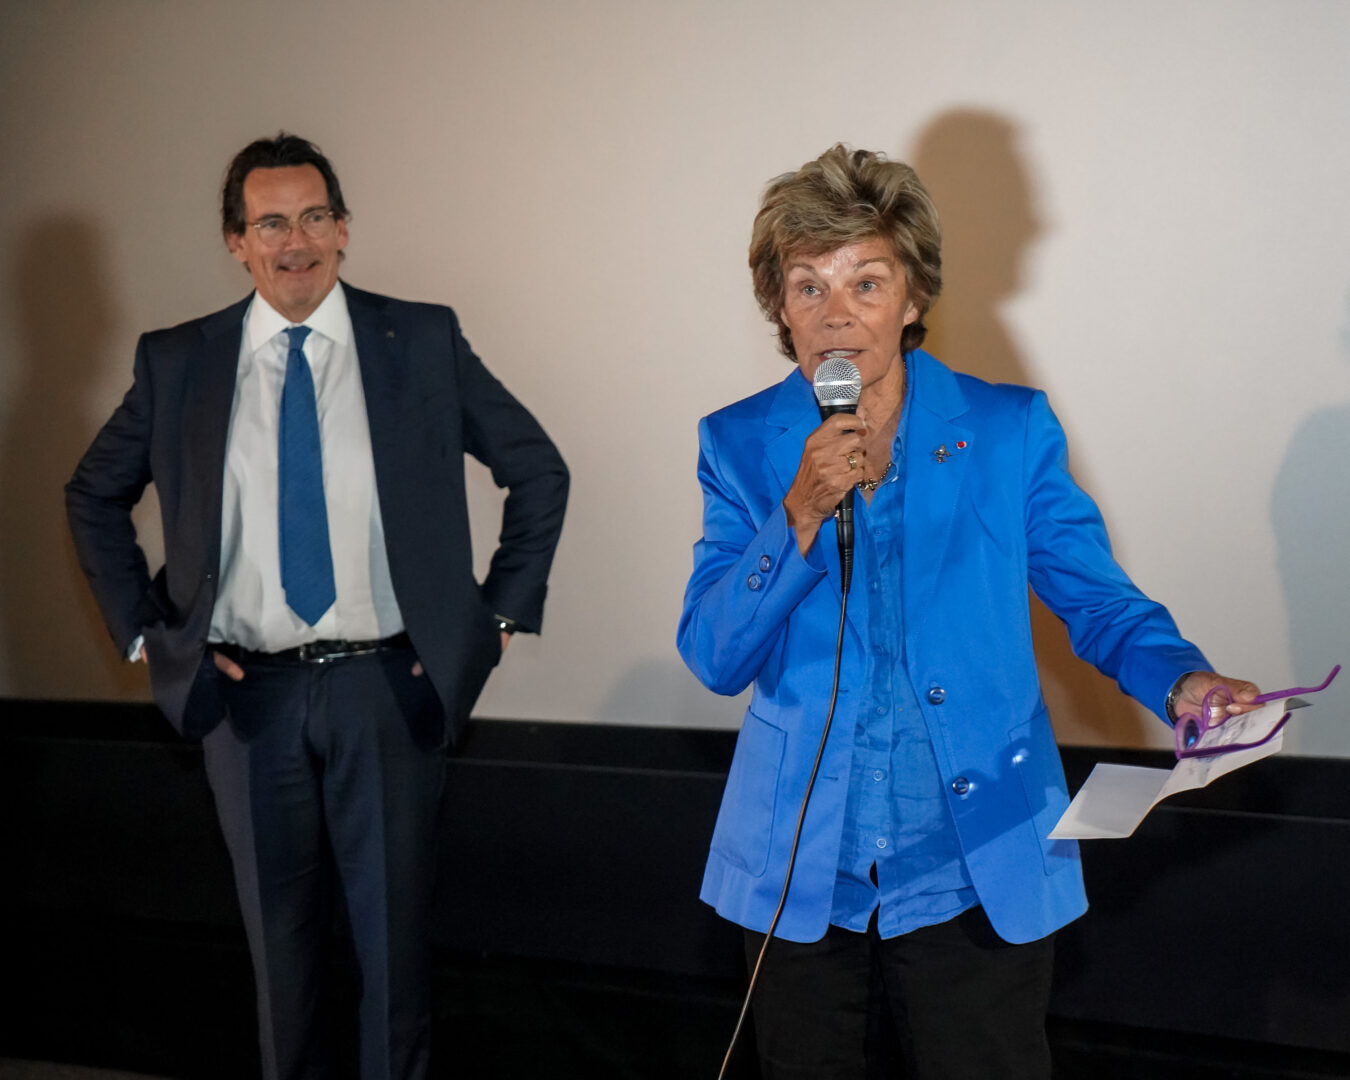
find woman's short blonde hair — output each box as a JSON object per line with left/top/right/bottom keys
{"left": 749, "top": 144, "right": 943, "bottom": 360}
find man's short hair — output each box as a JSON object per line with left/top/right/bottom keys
{"left": 220, "top": 132, "right": 350, "bottom": 236}
{"left": 749, "top": 144, "right": 943, "bottom": 360}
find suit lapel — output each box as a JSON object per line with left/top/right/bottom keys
{"left": 345, "top": 283, "right": 406, "bottom": 502}
{"left": 762, "top": 368, "right": 869, "bottom": 643}
{"left": 183, "top": 295, "right": 249, "bottom": 575}
{"left": 764, "top": 369, "right": 818, "bottom": 498}
{"left": 902, "top": 353, "right": 974, "bottom": 651}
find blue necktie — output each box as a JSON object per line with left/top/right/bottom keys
{"left": 278, "top": 325, "right": 336, "bottom": 625}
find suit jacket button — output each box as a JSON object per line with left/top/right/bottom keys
{"left": 927, "top": 686, "right": 946, "bottom": 705}
{"left": 746, "top": 574, "right": 762, "bottom": 591}
{"left": 951, "top": 776, "right": 971, "bottom": 796}
{"left": 758, "top": 555, "right": 772, "bottom": 572}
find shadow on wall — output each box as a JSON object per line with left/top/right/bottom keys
{"left": 1271, "top": 293, "right": 1350, "bottom": 755}
{"left": 909, "top": 109, "right": 1149, "bottom": 748}
{"left": 0, "top": 216, "right": 145, "bottom": 700}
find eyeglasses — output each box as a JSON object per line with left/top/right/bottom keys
{"left": 245, "top": 208, "right": 339, "bottom": 248}
{"left": 1173, "top": 665, "right": 1341, "bottom": 760}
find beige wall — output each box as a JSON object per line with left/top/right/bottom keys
{"left": 3, "top": 0, "right": 1348, "bottom": 753}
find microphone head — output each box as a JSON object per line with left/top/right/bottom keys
{"left": 813, "top": 356, "right": 862, "bottom": 411}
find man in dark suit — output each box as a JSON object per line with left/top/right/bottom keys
{"left": 66, "top": 133, "right": 569, "bottom": 1080}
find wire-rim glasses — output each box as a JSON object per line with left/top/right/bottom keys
{"left": 247, "top": 208, "right": 339, "bottom": 248}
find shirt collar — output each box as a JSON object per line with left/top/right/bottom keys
{"left": 243, "top": 281, "right": 351, "bottom": 353}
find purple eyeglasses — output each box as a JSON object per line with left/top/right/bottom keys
{"left": 1173, "top": 665, "right": 1342, "bottom": 760}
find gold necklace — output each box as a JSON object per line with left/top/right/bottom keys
{"left": 856, "top": 461, "right": 893, "bottom": 493}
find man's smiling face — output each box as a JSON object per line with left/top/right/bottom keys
{"left": 225, "top": 164, "right": 348, "bottom": 322}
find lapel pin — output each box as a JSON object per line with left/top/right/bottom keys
{"left": 386, "top": 329, "right": 396, "bottom": 339}
{"left": 933, "top": 444, "right": 950, "bottom": 464}
{"left": 956, "top": 440, "right": 967, "bottom": 450}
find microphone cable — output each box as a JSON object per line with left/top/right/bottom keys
{"left": 717, "top": 526, "right": 853, "bottom": 1079}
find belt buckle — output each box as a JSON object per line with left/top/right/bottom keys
{"left": 298, "top": 640, "right": 343, "bottom": 663}
{"left": 298, "top": 639, "right": 380, "bottom": 663}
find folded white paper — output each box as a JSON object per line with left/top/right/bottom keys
{"left": 1050, "top": 697, "right": 1307, "bottom": 840}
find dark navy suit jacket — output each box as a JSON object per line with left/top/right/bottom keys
{"left": 67, "top": 282, "right": 568, "bottom": 745}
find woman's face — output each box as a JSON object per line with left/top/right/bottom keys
{"left": 779, "top": 236, "right": 918, "bottom": 391}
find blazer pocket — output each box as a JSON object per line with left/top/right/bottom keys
{"left": 1009, "top": 714, "right": 1076, "bottom": 876}
{"left": 710, "top": 709, "right": 786, "bottom": 877}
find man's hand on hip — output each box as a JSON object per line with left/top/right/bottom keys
{"left": 213, "top": 650, "right": 246, "bottom": 682}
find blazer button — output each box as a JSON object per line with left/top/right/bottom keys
{"left": 746, "top": 574, "right": 762, "bottom": 591}
{"left": 951, "top": 776, "right": 971, "bottom": 796}
{"left": 758, "top": 555, "right": 772, "bottom": 572}
{"left": 927, "top": 686, "right": 946, "bottom": 705}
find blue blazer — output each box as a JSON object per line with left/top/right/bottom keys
{"left": 677, "top": 351, "right": 1208, "bottom": 944}
{"left": 66, "top": 282, "right": 568, "bottom": 746}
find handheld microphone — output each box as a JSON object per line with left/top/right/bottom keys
{"left": 812, "top": 358, "right": 862, "bottom": 586}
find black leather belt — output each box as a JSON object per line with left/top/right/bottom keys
{"left": 214, "top": 632, "right": 412, "bottom": 665}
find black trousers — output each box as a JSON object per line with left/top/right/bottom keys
{"left": 202, "top": 645, "right": 446, "bottom": 1080}
{"left": 744, "top": 906, "right": 1055, "bottom": 1080}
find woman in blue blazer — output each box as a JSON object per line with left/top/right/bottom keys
{"left": 677, "top": 145, "right": 1257, "bottom": 1078}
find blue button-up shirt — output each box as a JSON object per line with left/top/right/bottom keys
{"left": 828, "top": 375, "right": 977, "bottom": 938}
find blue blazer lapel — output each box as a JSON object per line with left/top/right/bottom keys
{"left": 902, "top": 352, "right": 975, "bottom": 653}
{"left": 764, "top": 369, "right": 818, "bottom": 498}
{"left": 762, "top": 367, "right": 868, "bottom": 644}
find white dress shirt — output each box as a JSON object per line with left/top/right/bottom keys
{"left": 208, "top": 284, "right": 403, "bottom": 651}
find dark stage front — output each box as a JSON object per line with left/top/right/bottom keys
{"left": 3, "top": 700, "right": 1349, "bottom": 1079}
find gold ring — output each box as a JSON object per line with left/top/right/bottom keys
{"left": 846, "top": 453, "right": 858, "bottom": 470}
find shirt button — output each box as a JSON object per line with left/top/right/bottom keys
{"left": 746, "top": 574, "right": 762, "bottom": 591}
{"left": 876, "top": 838, "right": 888, "bottom": 849}
{"left": 951, "top": 776, "right": 971, "bottom": 796}
{"left": 870, "top": 581, "right": 879, "bottom": 592}
{"left": 758, "top": 555, "right": 772, "bottom": 572}
{"left": 927, "top": 686, "right": 946, "bottom": 705}
{"left": 872, "top": 770, "right": 885, "bottom": 782}
{"left": 874, "top": 705, "right": 886, "bottom": 716}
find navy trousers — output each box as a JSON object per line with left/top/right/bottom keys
{"left": 203, "top": 645, "right": 446, "bottom": 1080}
